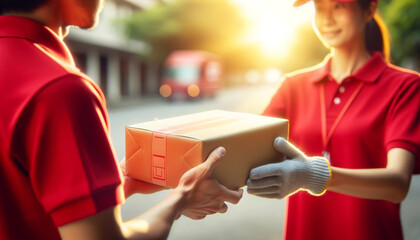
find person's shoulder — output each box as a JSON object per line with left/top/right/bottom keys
{"left": 0, "top": 37, "right": 77, "bottom": 78}
{"left": 45, "top": 74, "right": 103, "bottom": 100}
{"left": 383, "top": 63, "right": 420, "bottom": 83}
{"left": 378, "top": 64, "right": 420, "bottom": 98}
{"left": 283, "top": 61, "right": 326, "bottom": 84}
{"left": 1, "top": 37, "right": 48, "bottom": 63}
{"left": 35, "top": 74, "right": 105, "bottom": 109}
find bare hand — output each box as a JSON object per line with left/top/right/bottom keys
{"left": 175, "top": 147, "right": 243, "bottom": 219}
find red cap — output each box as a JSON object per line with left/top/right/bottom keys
{"left": 294, "top": 0, "right": 378, "bottom": 7}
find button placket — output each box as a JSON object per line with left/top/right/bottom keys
{"left": 332, "top": 79, "right": 349, "bottom": 105}
{"left": 321, "top": 80, "right": 365, "bottom": 151}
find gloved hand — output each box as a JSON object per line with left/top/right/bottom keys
{"left": 247, "top": 137, "right": 331, "bottom": 199}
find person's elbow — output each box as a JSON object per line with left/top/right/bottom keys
{"left": 385, "top": 148, "right": 415, "bottom": 204}
{"left": 387, "top": 174, "right": 411, "bottom": 204}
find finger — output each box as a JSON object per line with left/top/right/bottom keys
{"left": 183, "top": 210, "right": 210, "bottom": 220}
{"left": 217, "top": 186, "right": 243, "bottom": 204}
{"left": 248, "top": 163, "right": 282, "bottom": 180}
{"left": 185, "top": 214, "right": 206, "bottom": 220}
{"left": 203, "top": 147, "right": 226, "bottom": 172}
{"left": 203, "top": 200, "right": 227, "bottom": 213}
{"left": 274, "top": 137, "right": 306, "bottom": 159}
{"left": 246, "top": 176, "right": 280, "bottom": 188}
{"left": 219, "top": 203, "right": 228, "bottom": 213}
{"left": 187, "top": 208, "right": 218, "bottom": 215}
{"left": 247, "top": 185, "right": 280, "bottom": 195}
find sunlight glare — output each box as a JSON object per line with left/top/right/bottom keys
{"left": 257, "top": 19, "right": 294, "bottom": 56}
{"left": 232, "top": 0, "right": 314, "bottom": 58}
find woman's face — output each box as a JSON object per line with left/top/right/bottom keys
{"left": 313, "top": 0, "right": 368, "bottom": 49}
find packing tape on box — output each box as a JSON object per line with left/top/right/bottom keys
{"left": 156, "top": 116, "right": 241, "bottom": 134}
{"left": 151, "top": 116, "right": 242, "bottom": 184}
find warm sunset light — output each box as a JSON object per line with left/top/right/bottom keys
{"left": 256, "top": 18, "right": 294, "bottom": 55}
{"left": 232, "top": 0, "right": 315, "bottom": 57}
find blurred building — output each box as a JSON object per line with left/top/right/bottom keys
{"left": 66, "top": 0, "right": 161, "bottom": 102}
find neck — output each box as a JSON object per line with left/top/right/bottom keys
{"left": 329, "top": 44, "right": 371, "bottom": 84}
{"left": 4, "top": 2, "right": 68, "bottom": 39}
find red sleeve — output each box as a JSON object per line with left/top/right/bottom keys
{"left": 14, "top": 75, "right": 125, "bottom": 226}
{"left": 384, "top": 76, "right": 420, "bottom": 174}
{"left": 262, "top": 77, "right": 289, "bottom": 118}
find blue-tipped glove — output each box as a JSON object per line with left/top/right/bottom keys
{"left": 247, "top": 137, "right": 331, "bottom": 199}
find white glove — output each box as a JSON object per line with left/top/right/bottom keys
{"left": 247, "top": 137, "right": 331, "bottom": 199}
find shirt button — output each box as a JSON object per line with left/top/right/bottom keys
{"left": 334, "top": 97, "right": 341, "bottom": 105}
{"left": 339, "top": 86, "right": 345, "bottom": 93}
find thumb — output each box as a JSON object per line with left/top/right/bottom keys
{"left": 203, "top": 147, "right": 226, "bottom": 173}
{"left": 274, "top": 137, "right": 306, "bottom": 159}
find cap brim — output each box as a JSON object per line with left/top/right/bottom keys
{"left": 294, "top": 0, "right": 365, "bottom": 7}
{"left": 293, "top": 0, "right": 311, "bottom": 7}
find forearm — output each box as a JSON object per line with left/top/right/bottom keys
{"left": 328, "top": 167, "right": 411, "bottom": 203}
{"left": 328, "top": 148, "right": 415, "bottom": 203}
{"left": 60, "top": 148, "right": 241, "bottom": 240}
{"left": 123, "top": 190, "right": 185, "bottom": 240}
{"left": 59, "top": 193, "right": 185, "bottom": 240}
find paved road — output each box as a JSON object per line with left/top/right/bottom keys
{"left": 108, "top": 83, "right": 420, "bottom": 240}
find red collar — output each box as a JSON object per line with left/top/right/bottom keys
{"left": 0, "top": 16, "right": 75, "bottom": 67}
{"left": 309, "top": 52, "right": 388, "bottom": 84}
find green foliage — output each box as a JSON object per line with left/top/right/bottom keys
{"left": 381, "top": 0, "right": 420, "bottom": 67}
{"left": 120, "top": 0, "right": 247, "bottom": 66}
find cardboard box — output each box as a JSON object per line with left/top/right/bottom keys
{"left": 125, "top": 110, "right": 288, "bottom": 190}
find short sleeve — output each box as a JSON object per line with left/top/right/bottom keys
{"left": 12, "top": 75, "right": 125, "bottom": 226}
{"left": 384, "top": 76, "right": 420, "bottom": 174}
{"left": 262, "top": 77, "right": 289, "bottom": 118}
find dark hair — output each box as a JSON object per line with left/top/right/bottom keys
{"left": 0, "top": 0, "right": 48, "bottom": 15}
{"left": 358, "top": 0, "right": 391, "bottom": 62}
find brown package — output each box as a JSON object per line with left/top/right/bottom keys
{"left": 125, "top": 110, "right": 288, "bottom": 190}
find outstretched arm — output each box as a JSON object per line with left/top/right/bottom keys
{"left": 329, "top": 148, "right": 414, "bottom": 203}
{"left": 247, "top": 137, "right": 415, "bottom": 203}
{"left": 58, "top": 147, "right": 243, "bottom": 240}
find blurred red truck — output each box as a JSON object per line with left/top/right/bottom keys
{"left": 159, "top": 50, "right": 223, "bottom": 99}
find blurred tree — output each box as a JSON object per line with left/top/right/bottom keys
{"left": 380, "top": 0, "right": 420, "bottom": 69}
{"left": 119, "top": 0, "right": 248, "bottom": 71}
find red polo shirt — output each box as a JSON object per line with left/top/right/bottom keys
{"left": 264, "top": 52, "right": 420, "bottom": 240}
{"left": 0, "top": 16, "right": 124, "bottom": 239}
